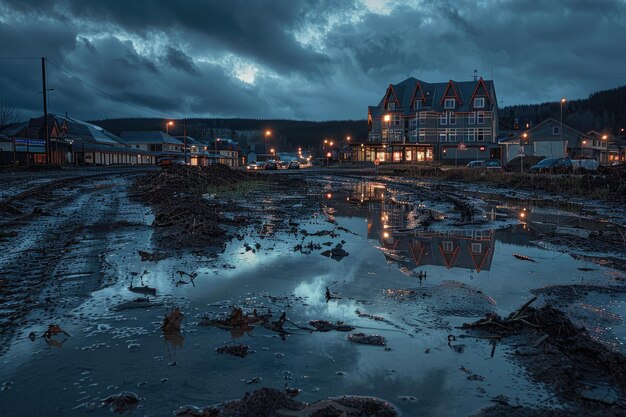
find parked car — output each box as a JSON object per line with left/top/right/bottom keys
{"left": 529, "top": 158, "right": 573, "bottom": 173}
{"left": 466, "top": 159, "right": 502, "bottom": 171}
{"left": 158, "top": 157, "right": 186, "bottom": 166}
{"left": 277, "top": 160, "right": 289, "bottom": 169}
{"left": 246, "top": 161, "right": 264, "bottom": 170}
{"left": 264, "top": 160, "right": 278, "bottom": 170}
{"left": 288, "top": 160, "right": 300, "bottom": 169}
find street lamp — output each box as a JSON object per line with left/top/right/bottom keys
{"left": 560, "top": 98, "right": 566, "bottom": 145}
{"left": 166, "top": 121, "right": 174, "bottom": 134}
{"left": 264, "top": 130, "right": 271, "bottom": 155}
{"left": 270, "top": 148, "right": 275, "bottom": 159}
{"left": 383, "top": 114, "right": 391, "bottom": 162}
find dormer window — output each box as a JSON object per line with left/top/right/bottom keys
{"left": 387, "top": 102, "right": 396, "bottom": 110}
{"left": 474, "top": 97, "right": 485, "bottom": 108}
{"left": 413, "top": 100, "right": 422, "bottom": 110}
{"left": 444, "top": 98, "right": 455, "bottom": 109}
{"left": 552, "top": 126, "right": 560, "bottom": 135}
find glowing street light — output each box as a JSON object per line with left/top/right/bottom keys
{"left": 166, "top": 121, "right": 174, "bottom": 134}
{"left": 264, "top": 130, "right": 272, "bottom": 155}
{"left": 602, "top": 134, "right": 608, "bottom": 140}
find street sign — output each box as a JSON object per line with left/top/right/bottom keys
{"left": 458, "top": 142, "right": 467, "bottom": 151}
{"left": 374, "top": 158, "right": 380, "bottom": 166}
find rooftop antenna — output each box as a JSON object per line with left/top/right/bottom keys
{"left": 473, "top": 69, "right": 477, "bottom": 81}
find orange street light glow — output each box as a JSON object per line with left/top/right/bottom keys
{"left": 383, "top": 114, "right": 391, "bottom": 122}
{"left": 561, "top": 98, "right": 566, "bottom": 103}
{"left": 265, "top": 130, "right": 271, "bottom": 136}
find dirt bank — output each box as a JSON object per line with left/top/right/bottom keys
{"left": 379, "top": 164, "right": 626, "bottom": 202}
{"left": 462, "top": 299, "right": 626, "bottom": 413}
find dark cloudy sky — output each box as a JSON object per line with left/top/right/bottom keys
{"left": 1, "top": 0, "right": 625, "bottom": 121}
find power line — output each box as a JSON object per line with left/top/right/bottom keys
{"left": 0, "top": 57, "right": 41, "bottom": 60}
{"left": 46, "top": 59, "right": 171, "bottom": 119}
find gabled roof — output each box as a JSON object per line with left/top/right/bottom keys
{"left": 371, "top": 77, "right": 497, "bottom": 117}
{"left": 512, "top": 118, "right": 588, "bottom": 140}
{"left": 119, "top": 131, "right": 184, "bottom": 145}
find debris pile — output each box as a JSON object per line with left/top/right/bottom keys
{"left": 309, "top": 320, "right": 355, "bottom": 332}
{"left": 216, "top": 344, "right": 250, "bottom": 357}
{"left": 101, "top": 391, "right": 141, "bottom": 413}
{"left": 347, "top": 333, "right": 387, "bottom": 346}
{"left": 462, "top": 297, "right": 626, "bottom": 407}
{"left": 132, "top": 165, "right": 253, "bottom": 249}
{"left": 173, "top": 387, "right": 397, "bottom": 417}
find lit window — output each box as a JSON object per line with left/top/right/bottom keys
{"left": 444, "top": 98, "right": 455, "bottom": 109}
{"left": 474, "top": 97, "right": 485, "bottom": 108}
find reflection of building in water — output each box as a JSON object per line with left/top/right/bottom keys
{"left": 368, "top": 201, "right": 495, "bottom": 272}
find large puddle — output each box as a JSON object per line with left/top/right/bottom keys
{"left": 1, "top": 176, "right": 624, "bottom": 416}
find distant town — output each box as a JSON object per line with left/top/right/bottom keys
{"left": 1, "top": 72, "right": 625, "bottom": 170}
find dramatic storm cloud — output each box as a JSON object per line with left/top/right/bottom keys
{"left": 1, "top": 0, "right": 625, "bottom": 120}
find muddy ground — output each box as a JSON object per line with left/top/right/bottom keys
{"left": 0, "top": 165, "right": 624, "bottom": 416}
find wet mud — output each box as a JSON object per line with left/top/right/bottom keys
{"left": 0, "top": 167, "right": 625, "bottom": 417}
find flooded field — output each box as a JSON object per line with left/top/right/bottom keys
{"left": 0, "top": 169, "right": 624, "bottom": 416}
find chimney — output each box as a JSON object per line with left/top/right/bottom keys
{"left": 473, "top": 69, "right": 477, "bottom": 81}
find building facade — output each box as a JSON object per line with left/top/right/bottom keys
{"left": 352, "top": 77, "right": 499, "bottom": 163}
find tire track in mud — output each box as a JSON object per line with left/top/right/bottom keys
{"left": 0, "top": 173, "right": 148, "bottom": 355}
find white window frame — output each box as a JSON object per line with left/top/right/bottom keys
{"left": 394, "top": 114, "right": 401, "bottom": 126}
{"left": 467, "top": 130, "right": 476, "bottom": 142}
{"left": 474, "top": 97, "right": 485, "bottom": 108}
{"left": 443, "top": 241, "right": 454, "bottom": 252}
{"left": 419, "top": 131, "right": 426, "bottom": 142}
{"left": 440, "top": 113, "right": 447, "bottom": 125}
{"left": 414, "top": 100, "right": 422, "bottom": 110}
{"left": 449, "top": 112, "right": 456, "bottom": 125}
{"left": 387, "top": 102, "right": 395, "bottom": 110}
{"left": 477, "top": 112, "right": 484, "bottom": 124}
{"left": 552, "top": 126, "right": 560, "bottom": 135}
{"left": 471, "top": 243, "right": 482, "bottom": 253}
{"left": 448, "top": 131, "right": 457, "bottom": 142}
{"left": 444, "top": 98, "right": 455, "bottom": 109}
{"left": 439, "top": 133, "right": 447, "bottom": 142}
{"left": 469, "top": 113, "right": 476, "bottom": 125}
{"left": 418, "top": 112, "right": 425, "bottom": 125}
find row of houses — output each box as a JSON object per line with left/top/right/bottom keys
{"left": 0, "top": 114, "right": 243, "bottom": 167}
{"left": 350, "top": 76, "right": 625, "bottom": 165}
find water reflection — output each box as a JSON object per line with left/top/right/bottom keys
{"left": 339, "top": 182, "right": 497, "bottom": 273}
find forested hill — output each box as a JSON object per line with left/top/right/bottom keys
{"left": 501, "top": 85, "right": 626, "bottom": 134}
{"left": 90, "top": 118, "right": 368, "bottom": 151}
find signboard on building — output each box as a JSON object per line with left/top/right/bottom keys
{"left": 14, "top": 138, "right": 46, "bottom": 146}
{"left": 458, "top": 142, "right": 467, "bottom": 151}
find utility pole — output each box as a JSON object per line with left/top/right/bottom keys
{"left": 183, "top": 118, "right": 188, "bottom": 164}
{"left": 41, "top": 57, "right": 50, "bottom": 164}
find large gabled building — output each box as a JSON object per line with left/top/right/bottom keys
{"left": 352, "top": 76, "right": 499, "bottom": 163}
